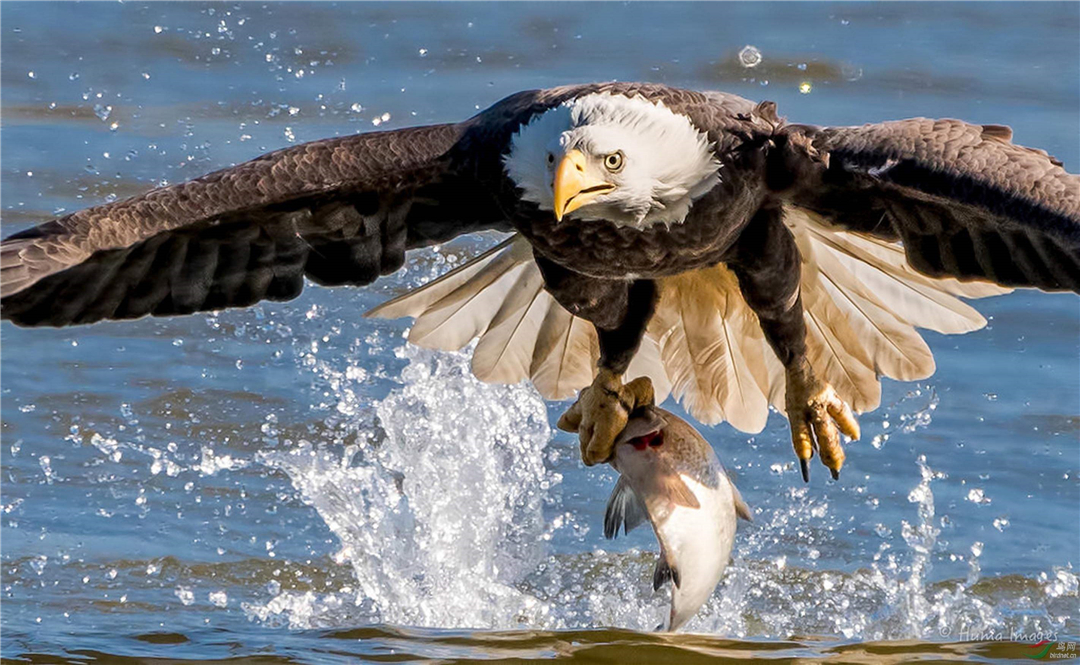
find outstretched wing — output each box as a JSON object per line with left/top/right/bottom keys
{"left": 0, "top": 122, "right": 516, "bottom": 327}
{"left": 782, "top": 118, "right": 1080, "bottom": 291}
{"left": 0, "top": 81, "right": 708, "bottom": 328}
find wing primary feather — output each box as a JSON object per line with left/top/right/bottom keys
{"left": 364, "top": 237, "right": 520, "bottom": 320}
{"left": 471, "top": 263, "right": 549, "bottom": 384}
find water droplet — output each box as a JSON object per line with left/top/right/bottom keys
{"left": 175, "top": 586, "right": 195, "bottom": 606}
{"left": 29, "top": 555, "right": 47, "bottom": 575}
{"left": 39, "top": 456, "right": 55, "bottom": 483}
{"left": 841, "top": 64, "right": 863, "bottom": 82}
{"left": 738, "top": 45, "right": 762, "bottom": 68}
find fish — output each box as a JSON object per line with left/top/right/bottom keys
{"left": 604, "top": 405, "right": 752, "bottom": 632}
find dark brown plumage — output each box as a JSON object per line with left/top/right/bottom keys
{"left": 3, "top": 82, "right": 1077, "bottom": 480}
{"left": 3, "top": 83, "right": 1077, "bottom": 329}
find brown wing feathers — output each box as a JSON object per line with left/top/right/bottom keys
{"left": 786, "top": 119, "right": 1080, "bottom": 292}
{"left": 4, "top": 84, "right": 1079, "bottom": 329}
{"left": 0, "top": 123, "right": 481, "bottom": 327}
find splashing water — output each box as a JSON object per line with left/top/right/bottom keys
{"left": 249, "top": 346, "right": 558, "bottom": 629}
{"left": 239, "top": 340, "right": 1076, "bottom": 639}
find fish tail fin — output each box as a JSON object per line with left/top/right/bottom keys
{"left": 603, "top": 476, "right": 647, "bottom": 539}
{"left": 653, "top": 554, "right": 680, "bottom": 591}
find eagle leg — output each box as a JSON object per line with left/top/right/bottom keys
{"left": 727, "top": 205, "right": 861, "bottom": 481}
{"left": 554, "top": 277, "right": 659, "bottom": 465}
{"left": 785, "top": 359, "right": 861, "bottom": 481}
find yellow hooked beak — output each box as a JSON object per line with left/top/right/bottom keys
{"left": 553, "top": 149, "right": 615, "bottom": 221}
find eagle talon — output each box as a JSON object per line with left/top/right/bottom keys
{"left": 786, "top": 363, "right": 860, "bottom": 482}
{"left": 557, "top": 369, "right": 655, "bottom": 466}
{"left": 799, "top": 458, "right": 811, "bottom": 483}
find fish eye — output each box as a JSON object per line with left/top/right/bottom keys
{"left": 603, "top": 151, "right": 624, "bottom": 173}
{"left": 547, "top": 152, "right": 555, "bottom": 165}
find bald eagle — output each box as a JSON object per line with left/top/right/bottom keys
{"left": 3, "top": 83, "right": 1077, "bottom": 481}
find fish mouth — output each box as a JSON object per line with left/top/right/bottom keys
{"left": 630, "top": 430, "right": 664, "bottom": 451}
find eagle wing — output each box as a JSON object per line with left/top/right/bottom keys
{"left": 0, "top": 81, "right": 716, "bottom": 328}
{"left": 782, "top": 118, "right": 1080, "bottom": 291}
{"left": 0, "top": 122, "right": 519, "bottom": 327}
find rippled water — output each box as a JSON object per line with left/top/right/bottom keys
{"left": 2, "top": 3, "right": 1078, "bottom": 663}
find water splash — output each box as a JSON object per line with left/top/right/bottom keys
{"left": 249, "top": 346, "right": 558, "bottom": 629}
{"left": 241, "top": 341, "right": 1076, "bottom": 639}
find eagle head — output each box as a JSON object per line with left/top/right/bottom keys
{"left": 504, "top": 93, "right": 721, "bottom": 228}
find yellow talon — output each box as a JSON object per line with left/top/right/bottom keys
{"left": 557, "top": 369, "right": 655, "bottom": 466}
{"left": 785, "top": 362, "right": 859, "bottom": 482}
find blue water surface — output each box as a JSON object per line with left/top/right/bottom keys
{"left": 1, "top": 3, "right": 1077, "bottom": 662}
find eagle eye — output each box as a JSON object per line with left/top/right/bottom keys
{"left": 603, "top": 151, "right": 625, "bottom": 173}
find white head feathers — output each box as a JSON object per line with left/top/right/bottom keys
{"left": 504, "top": 93, "right": 721, "bottom": 228}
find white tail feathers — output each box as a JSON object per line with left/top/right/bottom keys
{"left": 650, "top": 266, "right": 770, "bottom": 432}
{"left": 784, "top": 206, "right": 1009, "bottom": 415}
{"left": 366, "top": 237, "right": 671, "bottom": 403}
{"left": 367, "top": 210, "right": 1008, "bottom": 432}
